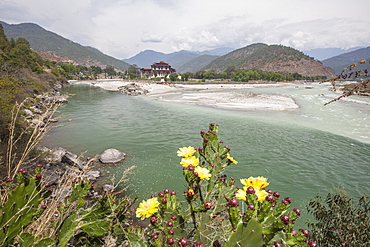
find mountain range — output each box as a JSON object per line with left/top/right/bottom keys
{"left": 0, "top": 21, "right": 130, "bottom": 71}
{"left": 322, "top": 47, "right": 370, "bottom": 73}
{"left": 1, "top": 20, "right": 368, "bottom": 77}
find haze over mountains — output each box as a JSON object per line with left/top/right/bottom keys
{"left": 1, "top": 20, "right": 369, "bottom": 77}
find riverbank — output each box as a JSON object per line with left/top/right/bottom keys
{"left": 71, "top": 80, "right": 299, "bottom": 111}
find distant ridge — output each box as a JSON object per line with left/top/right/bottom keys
{"left": 177, "top": 55, "right": 219, "bottom": 73}
{"left": 123, "top": 48, "right": 233, "bottom": 72}
{"left": 204, "top": 43, "right": 337, "bottom": 78}
{"left": 322, "top": 47, "right": 370, "bottom": 73}
{"left": 0, "top": 21, "right": 130, "bottom": 71}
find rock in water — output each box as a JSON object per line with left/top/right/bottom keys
{"left": 99, "top": 148, "right": 126, "bottom": 164}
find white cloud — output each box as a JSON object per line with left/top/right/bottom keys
{"left": 141, "top": 31, "right": 164, "bottom": 43}
{"left": 0, "top": 0, "right": 369, "bottom": 58}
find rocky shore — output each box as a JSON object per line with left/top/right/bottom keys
{"left": 19, "top": 89, "right": 127, "bottom": 196}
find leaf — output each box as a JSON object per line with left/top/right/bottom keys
{"left": 225, "top": 218, "right": 263, "bottom": 247}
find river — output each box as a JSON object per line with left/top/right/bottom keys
{"left": 42, "top": 81, "right": 370, "bottom": 227}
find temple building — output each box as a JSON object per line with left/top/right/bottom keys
{"left": 140, "top": 61, "right": 176, "bottom": 79}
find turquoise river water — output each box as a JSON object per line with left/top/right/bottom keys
{"left": 42, "top": 81, "right": 370, "bottom": 227}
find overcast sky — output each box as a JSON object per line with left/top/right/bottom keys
{"left": 1, "top": 0, "right": 369, "bottom": 59}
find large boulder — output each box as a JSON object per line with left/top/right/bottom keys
{"left": 99, "top": 148, "right": 126, "bottom": 164}
{"left": 62, "top": 151, "right": 85, "bottom": 169}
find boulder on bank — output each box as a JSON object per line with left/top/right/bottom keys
{"left": 61, "top": 151, "right": 85, "bottom": 169}
{"left": 99, "top": 148, "right": 126, "bottom": 164}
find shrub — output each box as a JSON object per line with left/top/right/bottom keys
{"left": 307, "top": 190, "right": 369, "bottom": 246}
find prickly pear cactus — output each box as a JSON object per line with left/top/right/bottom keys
{"left": 0, "top": 173, "right": 43, "bottom": 246}
{"left": 134, "top": 123, "right": 313, "bottom": 247}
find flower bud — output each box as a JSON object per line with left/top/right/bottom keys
{"left": 307, "top": 241, "right": 317, "bottom": 247}
{"left": 171, "top": 190, "right": 176, "bottom": 195}
{"left": 213, "top": 240, "right": 221, "bottom": 247}
{"left": 164, "top": 188, "right": 169, "bottom": 194}
{"left": 273, "top": 191, "right": 280, "bottom": 198}
{"left": 36, "top": 164, "right": 43, "bottom": 168}
{"left": 166, "top": 221, "right": 173, "bottom": 227}
{"left": 158, "top": 192, "right": 165, "bottom": 198}
{"left": 36, "top": 174, "right": 42, "bottom": 179}
{"left": 299, "top": 228, "right": 309, "bottom": 237}
{"left": 167, "top": 238, "right": 175, "bottom": 245}
{"left": 150, "top": 217, "right": 157, "bottom": 224}
{"left": 266, "top": 195, "right": 274, "bottom": 203}
{"left": 228, "top": 198, "right": 239, "bottom": 207}
{"left": 168, "top": 229, "right": 174, "bottom": 235}
{"left": 280, "top": 215, "right": 289, "bottom": 224}
{"left": 284, "top": 197, "right": 292, "bottom": 204}
{"left": 171, "top": 215, "right": 177, "bottom": 221}
{"left": 193, "top": 241, "right": 205, "bottom": 247}
{"left": 203, "top": 138, "right": 209, "bottom": 142}
{"left": 247, "top": 204, "right": 255, "bottom": 210}
{"left": 187, "top": 189, "right": 195, "bottom": 197}
{"left": 152, "top": 234, "right": 159, "bottom": 240}
{"left": 246, "top": 186, "right": 255, "bottom": 194}
{"left": 204, "top": 202, "right": 212, "bottom": 209}
{"left": 6, "top": 178, "right": 12, "bottom": 183}
{"left": 178, "top": 238, "right": 188, "bottom": 247}
{"left": 161, "top": 198, "right": 167, "bottom": 204}
{"left": 273, "top": 242, "right": 283, "bottom": 247}
{"left": 293, "top": 208, "right": 301, "bottom": 216}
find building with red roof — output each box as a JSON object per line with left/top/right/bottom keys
{"left": 140, "top": 61, "right": 176, "bottom": 79}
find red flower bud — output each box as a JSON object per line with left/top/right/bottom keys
{"left": 280, "top": 215, "right": 289, "bottom": 224}
{"left": 150, "top": 217, "right": 157, "bottom": 224}
{"left": 178, "top": 238, "right": 188, "bottom": 247}
{"left": 228, "top": 198, "right": 239, "bottom": 207}
{"left": 293, "top": 208, "right": 301, "bottom": 216}
{"left": 246, "top": 186, "right": 255, "bottom": 194}
{"left": 167, "top": 238, "right": 175, "bottom": 245}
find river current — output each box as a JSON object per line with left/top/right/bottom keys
{"left": 43, "top": 81, "right": 370, "bottom": 227}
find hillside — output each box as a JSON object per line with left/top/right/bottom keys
{"left": 0, "top": 21, "right": 130, "bottom": 71}
{"left": 322, "top": 47, "right": 370, "bottom": 73}
{"left": 177, "top": 54, "right": 219, "bottom": 73}
{"left": 204, "top": 43, "right": 336, "bottom": 78}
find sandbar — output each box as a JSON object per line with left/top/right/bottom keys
{"left": 71, "top": 80, "right": 299, "bottom": 111}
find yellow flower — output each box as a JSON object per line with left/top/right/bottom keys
{"left": 194, "top": 166, "right": 211, "bottom": 180}
{"left": 255, "top": 190, "right": 268, "bottom": 203}
{"left": 235, "top": 189, "right": 246, "bottom": 201}
{"left": 226, "top": 153, "right": 238, "bottom": 164}
{"left": 177, "top": 146, "right": 196, "bottom": 157}
{"left": 180, "top": 156, "right": 199, "bottom": 167}
{"left": 240, "top": 176, "right": 269, "bottom": 191}
{"left": 136, "top": 197, "right": 160, "bottom": 220}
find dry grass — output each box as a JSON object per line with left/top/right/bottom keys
{"left": 6, "top": 98, "right": 63, "bottom": 179}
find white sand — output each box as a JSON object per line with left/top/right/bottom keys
{"left": 71, "top": 80, "right": 299, "bottom": 111}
